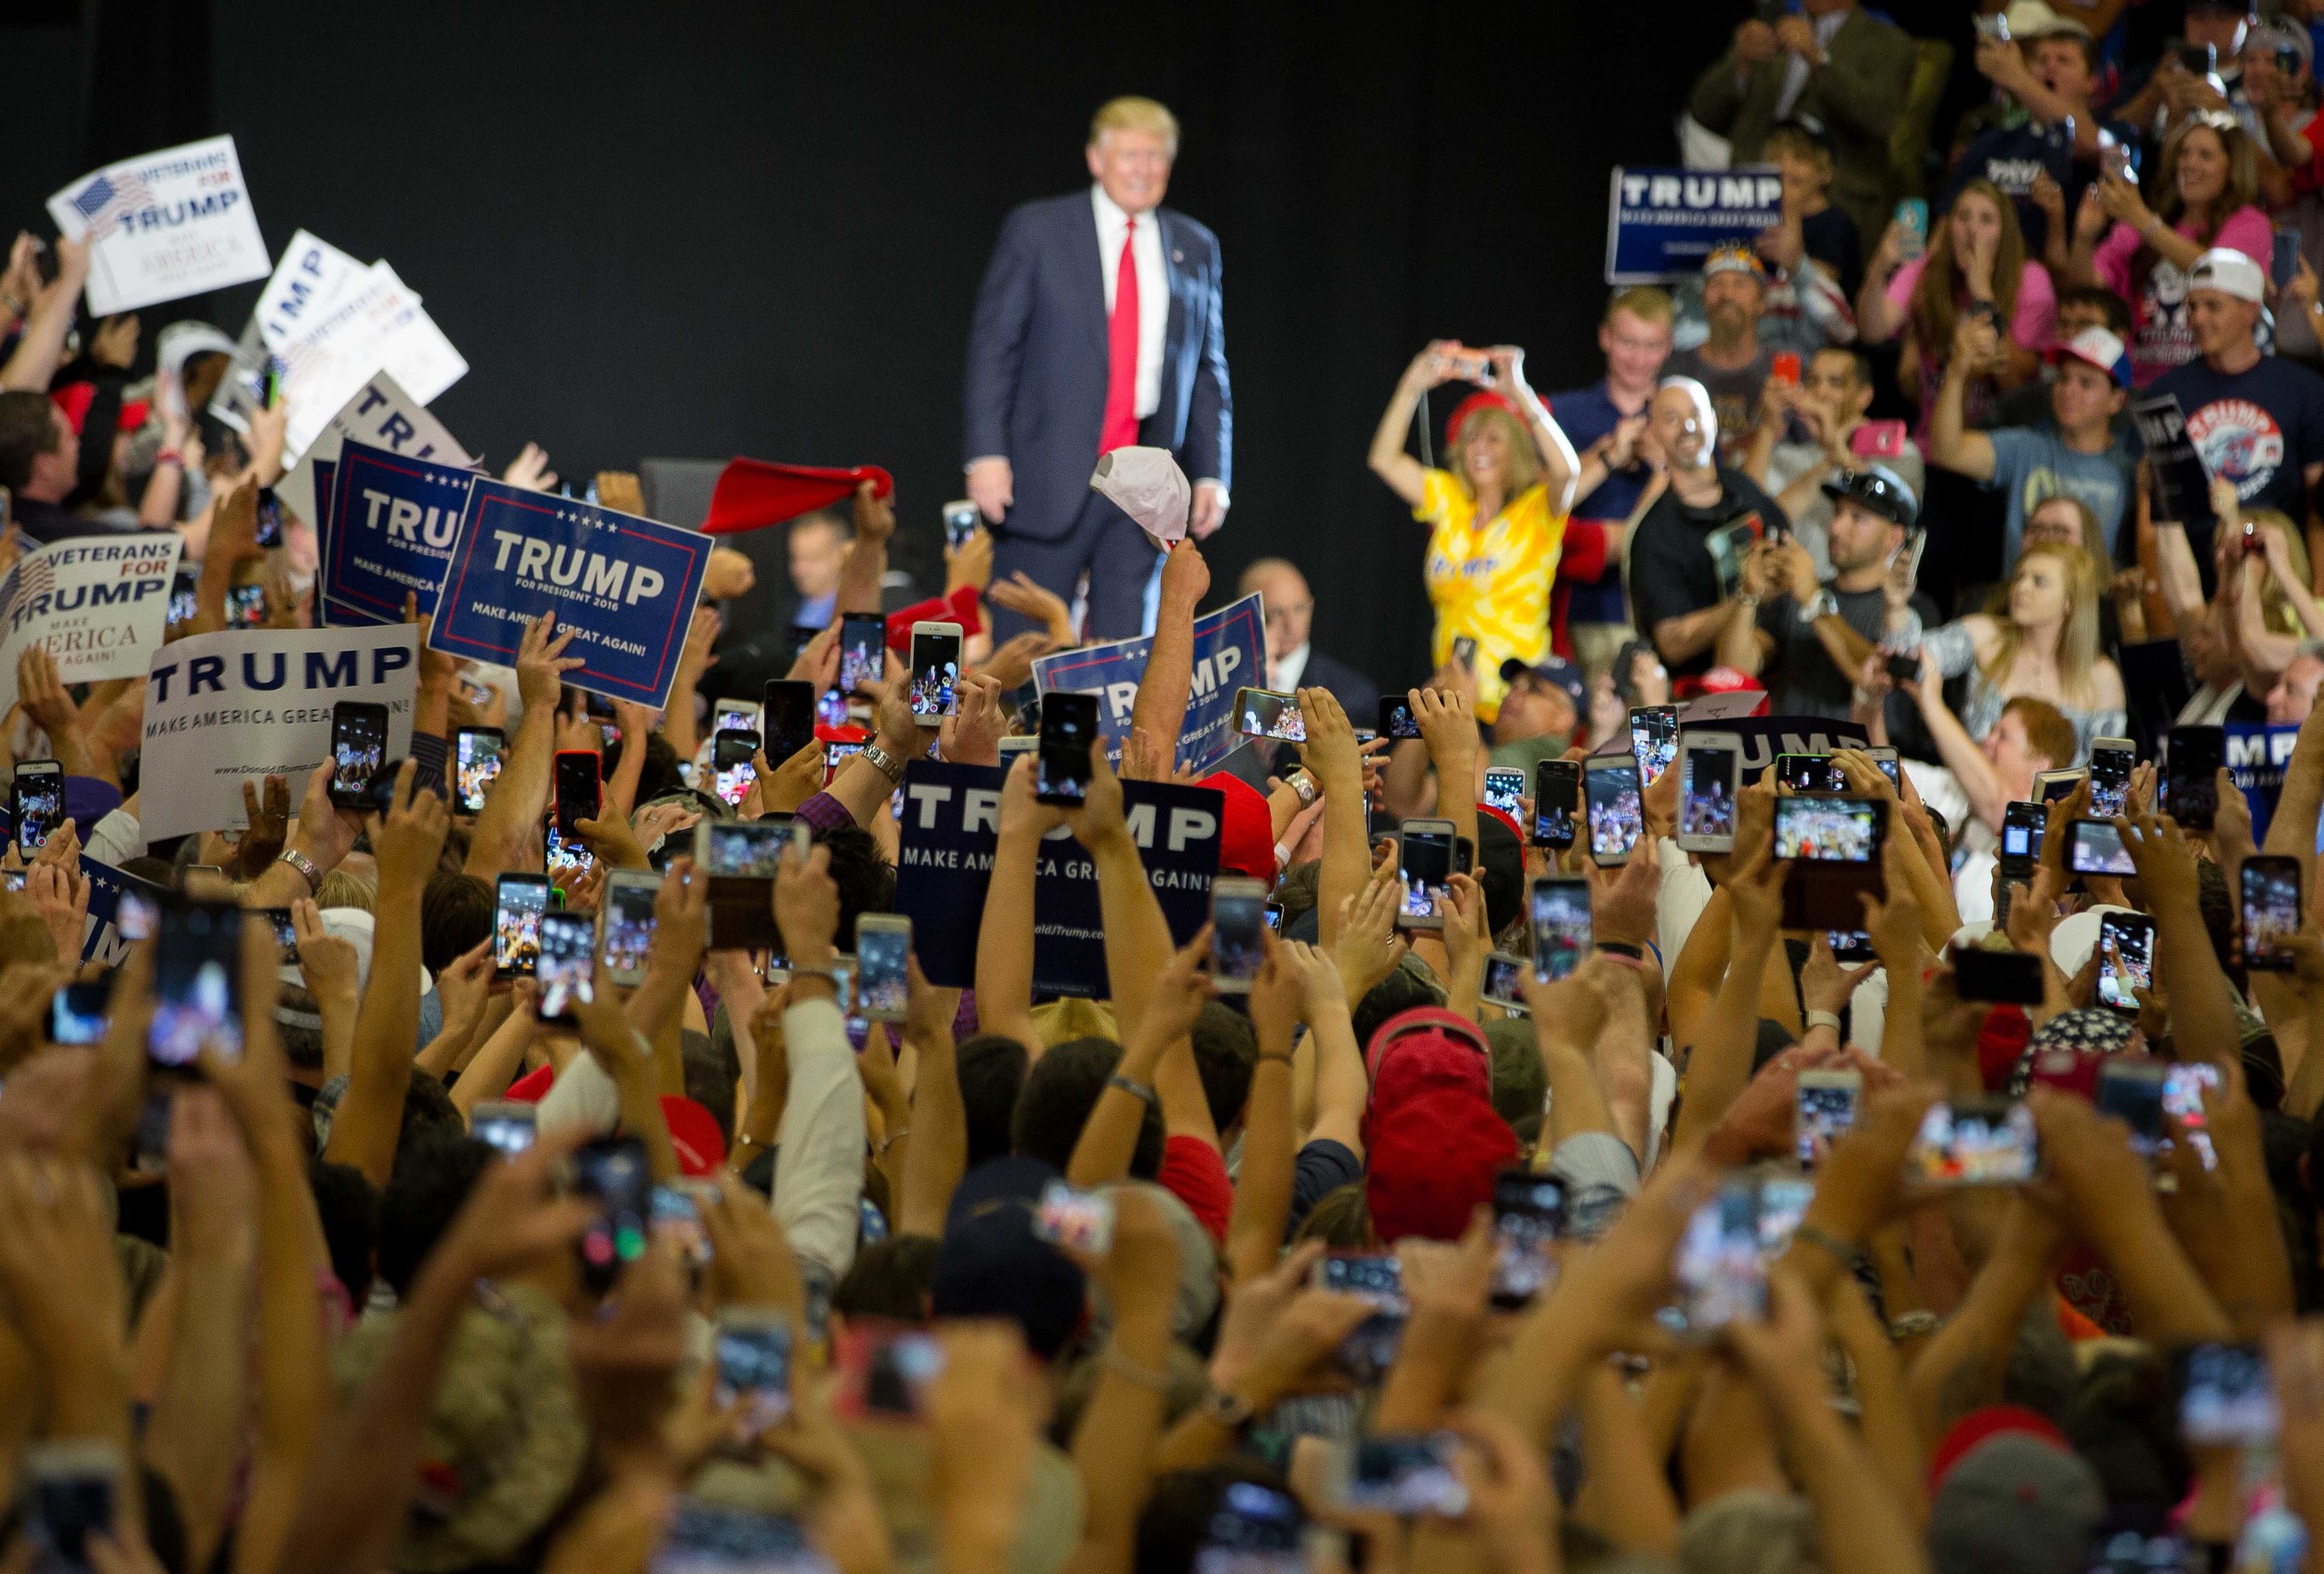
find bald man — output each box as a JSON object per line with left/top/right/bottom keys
{"left": 1237, "top": 557, "right": 1380, "bottom": 720}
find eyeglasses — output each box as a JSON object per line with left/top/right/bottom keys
{"left": 1263, "top": 602, "right": 1314, "bottom": 625}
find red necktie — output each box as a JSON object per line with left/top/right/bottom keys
{"left": 1101, "top": 218, "right": 1141, "bottom": 454}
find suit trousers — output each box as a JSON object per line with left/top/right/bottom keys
{"left": 990, "top": 490, "right": 1161, "bottom": 643}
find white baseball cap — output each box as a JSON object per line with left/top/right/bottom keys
{"left": 2189, "top": 246, "right": 2267, "bottom": 304}
{"left": 2002, "top": 0, "right": 2092, "bottom": 39}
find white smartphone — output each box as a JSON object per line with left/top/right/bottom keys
{"left": 1674, "top": 729, "right": 1741, "bottom": 854}
{"left": 1396, "top": 819, "right": 1456, "bottom": 931}
{"left": 908, "top": 620, "right": 964, "bottom": 726}
{"left": 600, "top": 870, "right": 661, "bottom": 986}
{"left": 854, "top": 913, "right": 911, "bottom": 1022}
{"left": 1210, "top": 876, "right": 1271, "bottom": 991}
{"left": 1795, "top": 1068, "right": 1861, "bottom": 1169}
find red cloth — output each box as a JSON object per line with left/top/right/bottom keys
{"left": 1367, "top": 1086, "right": 1516, "bottom": 1245}
{"left": 1197, "top": 772, "right": 1275, "bottom": 880}
{"left": 1159, "top": 1134, "right": 1232, "bottom": 1243}
{"left": 659, "top": 1094, "right": 728, "bottom": 1176}
{"left": 1102, "top": 219, "right": 1142, "bottom": 453}
{"left": 701, "top": 457, "right": 894, "bottom": 535}
{"left": 881, "top": 584, "right": 984, "bottom": 654}
{"left": 504, "top": 1064, "right": 554, "bottom": 1102}
{"left": 51, "top": 382, "right": 149, "bottom": 437}
{"left": 1976, "top": 1005, "right": 2033, "bottom": 1092}
{"left": 1444, "top": 390, "right": 1519, "bottom": 448}
{"left": 1927, "top": 1405, "right": 2070, "bottom": 1491}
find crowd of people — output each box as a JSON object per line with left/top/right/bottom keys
{"left": 17, "top": 15, "right": 2324, "bottom": 1574}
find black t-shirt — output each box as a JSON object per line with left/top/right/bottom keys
{"left": 1628, "top": 469, "right": 1791, "bottom": 677}
{"left": 2148, "top": 352, "right": 2324, "bottom": 522}
{"left": 1943, "top": 117, "right": 2135, "bottom": 261}
{"left": 10, "top": 496, "right": 143, "bottom": 547}
{"left": 1802, "top": 206, "right": 1864, "bottom": 302}
{"left": 1759, "top": 582, "right": 1942, "bottom": 721}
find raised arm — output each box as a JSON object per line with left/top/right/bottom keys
{"left": 1929, "top": 320, "right": 2000, "bottom": 480}
{"left": 0, "top": 235, "right": 87, "bottom": 392}
{"left": 1067, "top": 935, "right": 1212, "bottom": 1189}
{"left": 976, "top": 756, "right": 1062, "bottom": 1054}
{"left": 1671, "top": 841, "right": 1787, "bottom": 1152}
{"left": 895, "top": 960, "right": 968, "bottom": 1237}
{"left": 1368, "top": 343, "right": 1455, "bottom": 509}
{"left": 836, "top": 480, "right": 894, "bottom": 617}
{"left": 1493, "top": 346, "right": 1582, "bottom": 513}
{"left": 465, "top": 613, "right": 582, "bottom": 882}
{"left": 1125, "top": 543, "right": 1208, "bottom": 774}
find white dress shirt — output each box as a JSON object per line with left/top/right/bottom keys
{"left": 1268, "top": 643, "right": 1312, "bottom": 694}
{"left": 1092, "top": 185, "right": 1168, "bottom": 422}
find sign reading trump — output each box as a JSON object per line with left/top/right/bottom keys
{"left": 0, "top": 536, "right": 181, "bottom": 719}
{"left": 429, "top": 479, "right": 711, "bottom": 708}
{"left": 46, "top": 136, "right": 271, "bottom": 315}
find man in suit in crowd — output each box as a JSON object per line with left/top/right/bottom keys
{"left": 1238, "top": 558, "right": 1380, "bottom": 721}
{"left": 1687, "top": 0, "right": 1918, "bottom": 245}
{"left": 962, "top": 96, "right": 1232, "bottom": 642}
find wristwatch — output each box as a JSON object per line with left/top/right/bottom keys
{"left": 860, "top": 743, "right": 909, "bottom": 785}
{"left": 275, "top": 847, "right": 322, "bottom": 893}
{"left": 1799, "top": 589, "right": 1840, "bottom": 624}
{"left": 1285, "top": 769, "right": 1318, "bottom": 807}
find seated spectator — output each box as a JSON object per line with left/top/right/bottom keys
{"left": 1951, "top": 3, "right": 2131, "bottom": 263}
{"left": 1367, "top": 341, "right": 1581, "bottom": 722}
{"left": 2067, "top": 113, "right": 2269, "bottom": 386}
{"left": 1489, "top": 655, "right": 1585, "bottom": 772}
{"left": 1667, "top": 245, "right": 1777, "bottom": 468}
{"left": 1625, "top": 377, "right": 1792, "bottom": 681}
{"left": 1910, "top": 540, "right": 2129, "bottom": 767}
{"left": 1236, "top": 557, "right": 1380, "bottom": 721}
{"left": 1990, "top": 282, "right": 2135, "bottom": 427}
{"left": 1930, "top": 321, "right": 2137, "bottom": 570}
{"left": 1744, "top": 342, "right": 1925, "bottom": 576}
{"left": 1859, "top": 180, "right": 2057, "bottom": 438}
{"left": 1549, "top": 286, "right": 1674, "bottom": 679}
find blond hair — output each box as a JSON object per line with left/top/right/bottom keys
{"left": 1446, "top": 405, "right": 1541, "bottom": 509}
{"left": 1089, "top": 97, "right": 1180, "bottom": 155}
{"left": 1606, "top": 285, "right": 1675, "bottom": 326}
{"left": 1987, "top": 542, "right": 2105, "bottom": 708}
{"left": 2247, "top": 509, "right": 2314, "bottom": 636}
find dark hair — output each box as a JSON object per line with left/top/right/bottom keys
{"left": 309, "top": 1158, "right": 380, "bottom": 1306}
{"left": 2057, "top": 282, "right": 2133, "bottom": 337}
{"left": 606, "top": 729, "right": 684, "bottom": 808}
{"left": 833, "top": 1233, "right": 941, "bottom": 1322}
{"left": 0, "top": 391, "right": 61, "bottom": 492}
{"left": 399, "top": 1068, "right": 467, "bottom": 1157}
{"left": 1296, "top": 1181, "right": 1371, "bottom": 1247}
{"left": 682, "top": 1027, "right": 740, "bottom": 1150}
{"left": 957, "top": 1034, "right": 1030, "bottom": 1170}
{"left": 1351, "top": 965, "right": 1443, "bottom": 1057}
{"left": 2063, "top": 1347, "right": 2190, "bottom": 1509}
{"left": 118, "top": 855, "right": 176, "bottom": 888}
{"left": 1191, "top": 1000, "right": 1259, "bottom": 1133}
{"left": 1012, "top": 1036, "right": 1162, "bottom": 1178}
{"left": 376, "top": 1130, "right": 493, "bottom": 1295}
{"left": 820, "top": 825, "right": 895, "bottom": 950}
{"left": 1273, "top": 860, "right": 1322, "bottom": 934}
{"left": 1136, "top": 1463, "right": 1296, "bottom": 1574}
{"left": 1809, "top": 343, "right": 1873, "bottom": 388}
{"left": 420, "top": 870, "right": 495, "bottom": 975}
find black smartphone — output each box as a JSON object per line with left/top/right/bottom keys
{"left": 327, "top": 702, "right": 390, "bottom": 810}
{"left": 25, "top": 1441, "right": 121, "bottom": 1574}
{"left": 2166, "top": 725, "right": 2225, "bottom": 830}
{"left": 554, "top": 749, "right": 601, "bottom": 839}
{"left": 494, "top": 872, "right": 550, "bottom": 978}
{"left": 254, "top": 486, "right": 284, "bottom": 549}
{"left": 2277, "top": 231, "right": 2304, "bottom": 292}
{"left": 2178, "top": 40, "right": 2217, "bottom": 75}
{"left": 260, "top": 905, "right": 298, "bottom": 963}
{"left": 1377, "top": 694, "right": 1422, "bottom": 741}
{"left": 838, "top": 611, "right": 888, "bottom": 694}
{"left": 11, "top": 759, "right": 63, "bottom": 856}
{"left": 537, "top": 909, "right": 597, "bottom": 1022}
{"left": 1952, "top": 944, "right": 2045, "bottom": 1004}
{"left": 1533, "top": 758, "right": 1578, "bottom": 849}
{"left": 2000, "top": 800, "right": 2046, "bottom": 883}
{"left": 454, "top": 726, "right": 504, "bottom": 815}
{"left": 1628, "top": 704, "right": 1678, "bottom": 785}
{"left": 166, "top": 572, "right": 197, "bottom": 628}
{"left": 2097, "top": 1057, "right": 2171, "bottom": 1157}
{"left": 149, "top": 896, "right": 243, "bottom": 1067}
{"left": 1490, "top": 1169, "right": 1565, "bottom": 1310}
{"left": 711, "top": 728, "right": 760, "bottom": 808}
{"left": 573, "top": 1134, "right": 652, "bottom": 1297}
{"left": 1395, "top": 820, "right": 1456, "bottom": 930}
{"left": 1884, "top": 651, "right": 1920, "bottom": 686}
{"left": 2242, "top": 853, "right": 2304, "bottom": 972}
{"left": 1037, "top": 691, "right": 1100, "bottom": 806}
{"left": 1775, "top": 752, "right": 1842, "bottom": 793}
{"left": 760, "top": 679, "right": 818, "bottom": 767}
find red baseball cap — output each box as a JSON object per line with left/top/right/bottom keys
{"left": 1445, "top": 390, "right": 1521, "bottom": 448}
{"left": 1198, "top": 772, "right": 1277, "bottom": 881}
{"left": 1367, "top": 1084, "right": 1516, "bottom": 1244}
{"left": 1928, "top": 1406, "right": 2071, "bottom": 1491}
{"left": 50, "top": 382, "right": 150, "bottom": 438}
{"left": 659, "top": 1094, "right": 729, "bottom": 1177}
{"left": 702, "top": 457, "right": 895, "bottom": 535}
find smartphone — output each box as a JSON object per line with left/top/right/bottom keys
{"left": 1771, "top": 350, "right": 1802, "bottom": 387}
{"left": 711, "top": 696, "right": 759, "bottom": 736}
{"left": 1032, "top": 1178, "right": 1117, "bottom": 1255}
{"left": 1377, "top": 694, "right": 1422, "bottom": 741}
{"left": 714, "top": 1308, "right": 794, "bottom": 1435}
{"left": 544, "top": 819, "right": 595, "bottom": 885}
{"left": 10, "top": 760, "right": 62, "bottom": 856}
{"left": 1530, "top": 875, "right": 1592, "bottom": 982}
{"left": 1629, "top": 704, "right": 1678, "bottom": 786}
{"left": 48, "top": 980, "right": 109, "bottom": 1046}
{"left": 573, "top": 1134, "right": 652, "bottom": 1296}
{"left": 1482, "top": 766, "right": 1525, "bottom": 816}
{"left": 327, "top": 701, "right": 390, "bottom": 810}
{"left": 708, "top": 728, "right": 759, "bottom": 809}
{"left": 2000, "top": 800, "right": 2047, "bottom": 880}
{"left": 823, "top": 740, "right": 865, "bottom": 784}
{"left": 2036, "top": 768, "right": 2082, "bottom": 804}
{"left": 1671, "top": 1181, "right": 1768, "bottom": 1334}
{"left": 2242, "top": 854, "right": 2304, "bottom": 972}
{"left": 835, "top": 610, "right": 888, "bottom": 695}
{"left": 2179, "top": 1343, "right": 2278, "bottom": 1447}
{"left": 942, "top": 498, "right": 980, "bottom": 549}
{"left": 1775, "top": 752, "right": 1842, "bottom": 794}
{"left": 252, "top": 484, "right": 284, "bottom": 550}
{"left": 472, "top": 1100, "right": 537, "bottom": 1156}
{"left": 1036, "top": 691, "right": 1100, "bottom": 806}
{"left": 908, "top": 620, "right": 963, "bottom": 725}
{"left": 1482, "top": 951, "right": 1526, "bottom": 1010}
{"left": 2097, "top": 911, "right": 2156, "bottom": 1012}
{"left": 1773, "top": 793, "right": 1881, "bottom": 862}
{"left": 1490, "top": 1169, "right": 1565, "bottom": 1310}
{"left": 1675, "top": 730, "right": 1740, "bottom": 853}
{"left": 833, "top": 1320, "right": 946, "bottom": 1419}
{"left": 553, "top": 749, "right": 601, "bottom": 840}
{"left": 1884, "top": 651, "right": 1920, "bottom": 686}
{"left": 695, "top": 819, "right": 787, "bottom": 951}
{"left": 1234, "top": 686, "right": 1306, "bottom": 743}
{"left": 166, "top": 571, "right": 197, "bottom": 628}
{"left": 256, "top": 906, "right": 297, "bottom": 965}
{"left": 651, "top": 1501, "right": 825, "bottom": 1574}
{"left": 225, "top": 580, "right": 267, "bottom": 629}
{"left": 2177, "top": 40, "right": 2218, "bottom": 75}
{"left": 537, "top": 909, "right": 597, "bottom": 1023}
{"left": 454, "top": 726, "right": 504, "bottom": 815}
{"left": 1909, "top": 1097, "right": 2040, "bottom": 1184}
{"left": 1584, "top": 756, "right": 1644, "bottom": 866}
{"left": 854, "top": 913, "right": 910, "bottom": 1022}
{"left": 2097, "top": 1056, "right": 2171, "bottom": 1157}
{"left": 494, "top": 872, "right": 550, "bottom": 978}
{"left": 145, "top": 896, "right": 242, "bottom": 1067}
{"left": 1395, "top": 819, "right": 1454, "bottom": 930}
{"left": 1532, "top": 758, "right": 1578, "bottom": 849}
{"left": 1340, "top": 1435, "right": 1470, "bottom": 1516}
{"left": 2166, "top": 725, "right": 2225, "bottom": 830}
{"left": 2087, "top": 737, "right": 2134, "bottom": 819}
{"left": 1794, "top": 1069, "right": 1860, "bottom": 1169}
{"left": 24, "top": 1439, "right": 122, "bottom": 1574}
{"left": 1451, "top": 634, "right": 1478, "bottom": 668}
{"left": 2165, "top": 1062, "right": 2221, "bottom": 1171}
{"left": 1316, "top": 1248, "right": 1406, "bottom": 1379}
{"left": 1210, "top": 876, "right": 1270, "bottom": 991}
{"left": 590, "top": 872, "right": 658, "bottom": 988}
{"left": 1850, "top": 421, "right": 1909, "bottom": 462}
{"left": 1952, "top": 943, "right": 2045, "bottom": 1003}
{"left": 1895, "top": 197, "right": 1930, "bottom": 259}
{"left": 1263, "top": 900, "right": 1285, "bottom": 932}
{"left": 2065, "top": 817, "right": 2136, "bottom": 877}
{"left": 1196, "top": 1482, "right": 1306, "bottom": 1574}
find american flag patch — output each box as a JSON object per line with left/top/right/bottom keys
{"left": 69, "top": 170, "right": 155, "bottom": 238}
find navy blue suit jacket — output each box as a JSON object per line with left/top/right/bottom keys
{"left": 962, "top": 191, "right": 1231, "bottom": 543}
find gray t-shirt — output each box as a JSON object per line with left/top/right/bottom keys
{"left": 1985, "top": 423, "right": 2138, "bottom": 568}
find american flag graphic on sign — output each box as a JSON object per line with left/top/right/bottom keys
{"left": 68, "top": 170, "right": 155, "bottom": 239}
{"left": 0, "top": 553, "right": 57, "bottom": 636}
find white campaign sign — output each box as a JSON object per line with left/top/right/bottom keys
{"left": 279, "top": 374, "right": 474, "bottom": 527}
{"left": 138, "top": 625, "right": 416, "bottom": 846}
{"left": 0, "top": 535, "right": 182, "bottom": 719}
{"left": 46, "top": 136, "right": 271, "bottom": 316}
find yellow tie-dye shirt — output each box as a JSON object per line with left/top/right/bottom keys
{"left": 1415, "top": 469, "right": 1566, "bottom": 721}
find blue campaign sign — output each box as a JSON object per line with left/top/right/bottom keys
{"left": 429, "top": 478, "right": 712, "bottom": 708}
{"left": 79, "top": 854, "right": 167, "bottom": 967}
{"left": 891, "top": 761, "right": 1223, "bottom": 997}
{"left": 2226, "top": 721, "right": 2304, "bottom": 844}
{"left": 1032, "top": 591, "right": 1262, "bottom": 776}
{"left": 1604, "top": 166, "right": 1784, "bottom": 284}
{"left": 321, "top": 439, "right": 476, "bottom": 627}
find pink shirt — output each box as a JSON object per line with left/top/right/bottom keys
{"left": 1885, "top": 257, "right": 2058, "bottom": 436}
{"left": 2092, "top": 205, "right": 2272, "bottom": 386}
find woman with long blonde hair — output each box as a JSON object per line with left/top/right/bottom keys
{"left": 1917, "top": 540, "right": 2127, "bottom": 766}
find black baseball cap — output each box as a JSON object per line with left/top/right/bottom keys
{"left": 1819, "top": 464, "right": 1920, "bottom": 530}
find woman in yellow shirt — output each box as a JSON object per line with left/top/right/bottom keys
{"left": 1367, "top": 340, "right": 1586, "bottom": 721}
